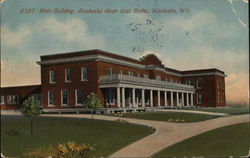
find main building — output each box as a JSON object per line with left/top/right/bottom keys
{"left": 1, "top": 49, "right": 226, "bottom": 112}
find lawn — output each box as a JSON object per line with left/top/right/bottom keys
{"left": 154, "top": 122, "right": 250, "bottom": 157}
{"left": 1, "top": 115, "right": 155, "bottom": 158}
{"left": 109, "top": 112, "right": 219, "bottom": 122}
{"left": 187, "top": 106, "right": 249, "bottom": 115}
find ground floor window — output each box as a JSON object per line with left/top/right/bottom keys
{"left": 48, "top": 91, "right": 55, "bottom": 106}
{"left": 7, "top": 95, "right": 19, "bottom": 104}
{"left": 106, "top": 88, "right": 115, "bottom": 105}
{"left": 197, "top": 94, "right": 202, "bottom": 104}
{"left": 1, "top": 96, "right": 5, "bottom": 104}
{"left": 62, "top": 90, "right": 69, "bottom": 105}
{"left": 75, "top": 89, "right": 84, "bottom": 105}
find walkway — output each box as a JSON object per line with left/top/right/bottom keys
{"left": 41, "top": 113, "right": 250, "bottom": 157}
{"left": 154, "top": 109, "right": 229, "bottom": 116}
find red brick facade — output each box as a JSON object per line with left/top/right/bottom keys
{"left": 0, "top": 49, "right": 226, "bottom": 111}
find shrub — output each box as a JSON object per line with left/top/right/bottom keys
{"left": 167, "top": 118, "right": 173, "bottom": 122}
{"left": 23, "top": 141, "right": 95, "bottom": 158}
{"left": 175, "top": 119, "right": 180, "bottom": 123}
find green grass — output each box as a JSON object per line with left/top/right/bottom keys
{"left": 187, "top": 106, "right": 249, "bottom": 115}
{"left": 1, "top": 115, "right": 154, "bottom": 158}
{"left": 109, "top": 112, "right": 219, "bottom": 122}
{"left": 154, "top": 122, "right": 250, "bottom": 157}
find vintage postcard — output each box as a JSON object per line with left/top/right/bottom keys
{"left": 1, "top": 0, "right": 249, "bottom": 158}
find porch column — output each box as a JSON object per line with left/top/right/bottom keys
{"left": 158, "top": 90, "right": 161, "bottom": 107}
{"left": 132, "top": 88, "right": 136, "bottom": 108}
{"left": 176, "top": 92, "right": 179, "bottom": 106}
{"left": 150, "top": 90, "right": 153, "bottom": 107}
{"left": 191, "top": 93, "right": 194, "bottom": 106}
{"left": 121, "top": 87, "right": 125, "bottom": 107}
{"left": 164, "top": 91, "right": 167, "bottom": 106}
{"left": 141, "top": 89, "right": 145, "bottom": 107}
{"left": 170, "top": 91, "right": 173, "bottom": 107}
{"left": 117, "top": 87, "right": 120, "bottom": 108}
{"left": 181, "top": 92, "right": 184, "bottom": 107}
{"left": 186, "top": 93, "right": 190, "bottom": 106}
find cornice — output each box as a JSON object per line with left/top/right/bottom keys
{"left": 37, "top": 54, "right": 226, "bottom": 78}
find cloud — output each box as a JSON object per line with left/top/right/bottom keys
{"left": 1, "top": 16, "right": 106, "bottom": 86}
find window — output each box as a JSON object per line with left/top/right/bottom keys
{"left": 48, "top": 91, "right": 55, "bottom": 106}
{"left": 197, "top": 94, "right": 202, "bottom": 104}
{"left": 165, "top": 78, "right": 168, "bottom": 82}
{"left": 197, "top": 78, "right": 202, "bottom": 88}
{"left": 106, "top": 88, "right": 115, "bottom": 105}
{"left": 144, "top": 74, "right": 148, "bottom": 79}
{"left": 189, "top": 80, "right": 194, "bottom": 86}
{"left": 61, "top": 90, "right": 69, "bottom": 105}
{"left": 156, "top": 75, "right": 161, "bottom": 80}
{"left": 65, "top": 68, "right": 71, "bottom": 82}
{"left": 81, "top": 67, "right": 88, "bottom": 81}
{"left": 185, "top": 80, "right": 188, "bottom": 85}
{"left": 32, "top": 94, "right": 41, "bottom": 101}
{"left": 128, "top": 71, "right": 133, "bottom": 76}
{"left": 49, "top": 70, "right": 56, "bottom": 83}
{"left": 120, "top": 70, "right": 123, "bottom": 75}
{"left": 1, "top": 96, "right": 5, "bottom": 104}
{"left": 137, "top": 73, "right": 140, "bottom": 77}
{"left": 7, "top": 95, "right": 19, "bottom": 104}
{"left": 107, "top": 68, "right": 112, "bottom": 75}
{"left": 75, "top": 89, "right": 84, "bottom": 105}
{"left": 170, "top": 79, "right": 173, "bottom": 83}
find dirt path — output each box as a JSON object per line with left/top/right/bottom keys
{"left": 41, "top": 114, "right": 249, "bottom": 157}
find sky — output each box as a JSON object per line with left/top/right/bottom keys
{"left": 0, "top": 0, "right": 249, "bottom": 105}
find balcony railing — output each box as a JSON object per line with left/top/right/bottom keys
{"left": 99, "top": 74, "right": 195, "bottom": 91}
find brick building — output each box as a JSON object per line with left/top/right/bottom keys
{"left": 0, "top": 49, "right": 226, "bottom": 112}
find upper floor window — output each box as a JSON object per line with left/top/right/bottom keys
{"left": 137, "top": 73, "right": 140, "bottom": 77}
{"left": 144, "top": 74, "right": 148, "bottom": 79}
{"left": 1, "top": 96, "right": 5, "bottom": 104}
{"left": 170, "top": 79, "right": 173, "bottom": 83}
{"left": 197, "top": 94, "right": 202, "bottom": 104}
{"left": 197, "top": 78, "right": 202, "bottom": 88}
{"left": 75, "top": 89, "right": 84, "bottom": 105}
{"left": 128, "top": 71, "right": 133, "bottom": 76}
{"left": 49, "top": 70, "right": 56, "bottom": 83}
{"left": 120, "top": 70, "right": 123, "bottom": 75}
{"left": 156, "top": 75, "right": 161, "bottom": 80}
{"left": 65, "top": 68, "right": 71, "bottom": 82}
{"left": 81, "top": 67, "right": 88, "bottom": 81}
{"left": 107, "top": 68, "right": 112, "bottom": 75}
{"left": 7, "top": 95, "right": 19, "bottom": 104}
{"left": 48, "top": 91, "right": 55, "bottom": 106}
{"left": 189, "top": 80, "right": 194, "bottom": 86}
{"left": 61, "top": 90, "right": 69, "bottom": 105}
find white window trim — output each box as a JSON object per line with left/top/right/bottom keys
{"left": 65, "top": 69, "right": 71, "bottom": 82}
{"left": 197, "top": 78, "right": 202, "bottom": 89}
{"left": 48, "top": 91, "right": 55, "bottom": 107}
{"left": 61, "top": 90, "right": 69, "bottom": 106}
{"left": 7, "top": 95, "right": 19, "bottom": 104}
{"left": 49, "top": 70, "right": 56, "bottom": 84}
{"left": 75, "top": 89, "right": 84, "bottom": 106}
{"left": 197, "top": 93, "right": 202, "bottom": 104}
{"left": 1, "top": 95, "right": 5, "bottom": 104}
{"left": 81, "top": 67, "right": 88, "bottom": 81}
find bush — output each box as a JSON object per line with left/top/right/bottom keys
{"left": 167, "top": 119, "right": 173, "bottom": 122}
{"left": 23, "top": 141, "right": 95, "bottom": 158}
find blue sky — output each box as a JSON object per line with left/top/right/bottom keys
{"left": 1, "top": 0, "right": 249, "bottom": 105}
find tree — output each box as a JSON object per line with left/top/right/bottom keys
{"left": 21, "top": 96, "right": 41, "bottom": 135}
{"left": 86, "top": 93, "right": 101, "bottom": 124}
